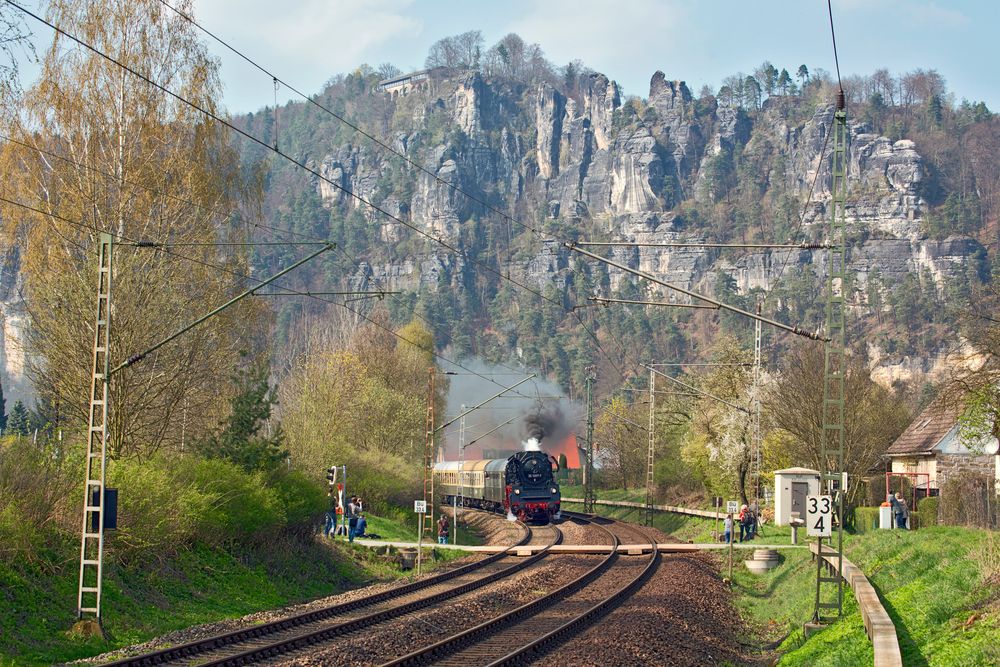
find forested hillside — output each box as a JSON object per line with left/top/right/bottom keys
{"left": 230, "top": 30, "right": 998, "bottom": 403}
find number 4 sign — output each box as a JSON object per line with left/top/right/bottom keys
{"left": 806, "top": 494, "right": 833, "bottom": 537}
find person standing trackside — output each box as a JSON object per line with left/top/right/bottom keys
{"left": 437, "top": 515, "right": 450, "bottom": 544}
{"left": 347, "top": 496, "right": 359, "bottom": 542}
{"left": 894, "top": 492, "right": 909, "bottom": 529}
{"left": 738, "top": 504, "right": 749, "bottom": 542}
{"left": 723, "top": 513, "right": 733, "bottom": 544}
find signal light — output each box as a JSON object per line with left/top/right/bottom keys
{"left": 326, "top": 466, "right": 336, "bottom": 485}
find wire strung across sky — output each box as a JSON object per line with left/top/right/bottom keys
{"left": 6, "top": 0, "right": 639, "bottom": 387}
{"left": 0, "top": 125, "right": 569, "bottom": 405}
{"left": 0, "top": 192, "right": 567, "bottom": 406}
{"left": 153, "top": 0, "right": 639, "bottom": 384}
{"left": 3, "top": 0, "right": 850, "bottom": 412}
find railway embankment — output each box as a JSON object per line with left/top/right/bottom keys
{"left": 564, "top": 495, "right": 998, "bottom": 665}
{"left": 0, "top": 511, "right": 485, "bottom": 666}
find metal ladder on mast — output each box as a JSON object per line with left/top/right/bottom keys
{"left": 77, "top": 233, "right": 112, "bottom": 620}
{"left": 815, "top": 98, "right": 848, "bottom": 622}
{"left": 645, "top": 367, "right": 656, "bottom": 526}
{"left": 422, "top": 368, "right": 436, "bottom": 537}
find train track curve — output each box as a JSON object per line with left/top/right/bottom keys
{"left": 104, "top": 519, "right": 559, "bottom": 666}
{"left": 381, "top": 511, "right": 659, "bottom": 666}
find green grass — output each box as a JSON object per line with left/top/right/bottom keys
{"left": 562, "top": 499, "right": 798, "bottom": 545}
{"left": 0, "top": 512, "right": 486, "bottom": 666}
{"left": 574, "top": 496, "right": 1000, "bottom": 666}
{"left": 357, "top": 512, "right": 482, "bottom": 546}
{"left": 729, "top": 526, "right": 1000, "bottom": 666}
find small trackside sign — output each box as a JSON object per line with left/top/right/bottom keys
{"left": 806, "top": 494, "right": 833, "bottom": 537}
{"left": 414, "top": 500, "right": 427, "bottom": 514}
{"left": 727, "top": 500, "right": 739, "bottom": 514}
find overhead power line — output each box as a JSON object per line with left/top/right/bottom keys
{"left": 153, "top": 0, "right": 632, "bottom": 384}
{"left": 6, "top": 0, "right": 632, "bottom": 386}
{"left": 0, "top": 193, "right": 555, "bottom": 404}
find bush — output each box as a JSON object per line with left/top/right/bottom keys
{"left": 269, "top": 470, "right": 328, "bottom": 533}
{"left": 107, "top": 454, "right": 307, "bottom": 564}
{"left": 0, "top": 439, "right": 80, "bottom": 566}
{"left": 853, "top": 506, "right": 881, "bottom": 534}
{"left": 916, "top": 497, "right": 939, "bottom": 526}
{"left": 940, "top": 472, "right": 996, "bottom": 527}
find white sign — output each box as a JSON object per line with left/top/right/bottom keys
{"left": 414, "top": 500, "right": 427, "bottom": 514}
{"left": 806, "top": 494, "right": 833, "bottom": 537}
{"left": 726, "top": 500, "right": 739, "bottom": 514}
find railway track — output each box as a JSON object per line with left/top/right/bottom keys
{"left": 382, "top": 512, "right": 659, "bottom": 666}
{"left": 104, "top": 517, "right": 559, "bottom": 667}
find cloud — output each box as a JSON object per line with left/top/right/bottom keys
{"left": 506, "top": 0, "right": 691, "bottom": 96}
{"left": 193, "top": 0, "right": 421, "bottom": 111}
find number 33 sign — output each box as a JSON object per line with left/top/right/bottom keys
{"left": 806, "top": 495, "right": 833, "bottom": 537}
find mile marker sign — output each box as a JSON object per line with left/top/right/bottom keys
{"left": 726, "top": 500, "right": 739, "bottom": 514}
{"left": 806, "top": 494, "right": 833, "bottom": 537}
{"left": 414, "top": 500, "right": 427, "bottom": 514}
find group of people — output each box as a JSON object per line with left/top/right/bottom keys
{"left": 723, "top": 503, "right": 758, "bottom": 543}
{"left": 324, "top": 495, "right": 368, "bottom": 542}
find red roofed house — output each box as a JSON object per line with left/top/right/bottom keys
{"left": 884, "top": 397, "right": 1000, "bottom": 499}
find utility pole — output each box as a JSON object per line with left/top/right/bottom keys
{"left": 422, "top": 368, "right": 436, "bottom": 540}
{"left": 752, "top": 299, "right": 763, "bottom": 510}
{"left": 456, "top": 404, "right": 465, "bottom": 544}
{"left": 645, "top": 367, "right": 655, "bottom": 526}
{"left": 815, "top": 90, "right": 849, "bottom": 623}
{"left": 74, "top": 232, "right": 113, "bottom": 635}
{"left": 584, "top": 370, "right": 596, "bottom": 513}
{"left": 74, "top": 239, "right": 331, "bottom": 627}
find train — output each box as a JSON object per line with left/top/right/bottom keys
{"left": 433, "top": 450, "right": 561, "bottom": 523}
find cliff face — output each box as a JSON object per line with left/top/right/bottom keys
{"left": 255, "top": 66, "right": 984, "bottom": 386}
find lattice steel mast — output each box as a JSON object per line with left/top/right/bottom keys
{"left": 423, "top": 368, "right": 436, "bottom": 537}
{"left": 584, "top": 372, "right": 596, "bottom": 513}
{"left": 814, "top": 91, "right": 849, "bottom": 621}
{"left": 76, "top": 233, "right": 113, "bottom": 623}
{"left": 645, "top": 367, "right": 656, "bottom": 526}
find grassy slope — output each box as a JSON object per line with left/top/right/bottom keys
{"left": 571, "top": 495, "right": 999, "bottom": 666}
{"left": 0, "top": 512, "right": 481, "bottom": 666}
{"left": 732, "top": 527, "right": 1000, "bottom": 666}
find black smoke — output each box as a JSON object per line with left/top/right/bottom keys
{"left": 523, "top": 404, "right": 572, "bottom": 445}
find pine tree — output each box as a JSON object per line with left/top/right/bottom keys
{"left": 7, "top": 400, "right": 29, "bottom": 435}
{"left": 196, "top": 364, "right": 287, "bottom": 473}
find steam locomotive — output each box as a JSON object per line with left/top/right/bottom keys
{"left": 433, "top": 451, "right": 561, "bottom": 523}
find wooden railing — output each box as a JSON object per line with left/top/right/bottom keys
{"left": 810, "top": 543, "right": 903, "bottom": 667}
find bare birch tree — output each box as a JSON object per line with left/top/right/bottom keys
{"left": 0, "top": 0, "right": 265, "bottom": 457}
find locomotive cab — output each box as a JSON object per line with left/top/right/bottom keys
{"left": 505, "top": 451, "right": 561, "bottom": 522}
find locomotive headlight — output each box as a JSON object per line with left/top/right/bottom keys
{"left": 551, "top": 488, "right": 558, "bottom": 494}
{"left": 514, "top": 489, "right": 521, "bottom": 494}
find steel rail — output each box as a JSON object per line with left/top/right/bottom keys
{"left": 381, "top": 514, "right": 643, "bottom": 666}
{"left": 103, "top": 514, "right": 541, "bottom": 667}
{"left": 489, "top": 524, "right": 659, "bottom": 666}
{"left": 193, "top": 523, "right": 563, "bottom": 667}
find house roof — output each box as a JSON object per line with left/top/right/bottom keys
{"left": 885, "top": 398, "right": 962, "bottom": 457}
{"left": 774, "top": 467, "right": 820, "bottom": 475}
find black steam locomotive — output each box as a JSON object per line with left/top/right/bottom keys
{"left": 434, "top": 451, "right": 561, "bottom": 523}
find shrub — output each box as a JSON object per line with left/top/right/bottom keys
{"left": 916, "top": 497, "right": 939, "bottom": 526}
{"left": 269, "top": 470, "right": 327, "bottom": 533}
{"left": 940, "top": 472, "right": 995, "bottom": 527}
{"left": 107, "top": 454, "right": 289, "bottom": 564}
{"left": 0, "top": 439, "right": 81, "bottom": 566}
{"left": 853, "top": 506, "right": 881, "bottom": 534}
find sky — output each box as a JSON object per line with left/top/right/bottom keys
{"left": 10, "top": 1, "right": 998, "bottom": 113}
{"left": 180, "top": 0, "right": 1000, "bottom": 114}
